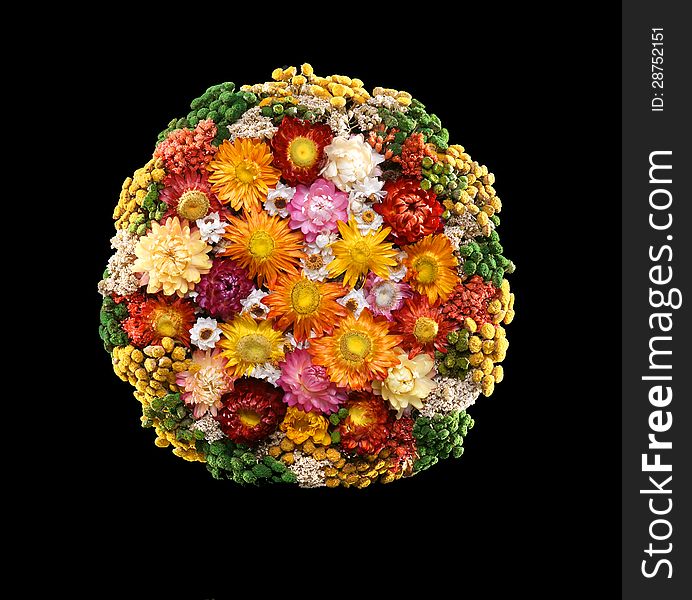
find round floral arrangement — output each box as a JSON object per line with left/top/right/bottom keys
{"left": 98, "top": 65, "right": 516, "bottom": 488}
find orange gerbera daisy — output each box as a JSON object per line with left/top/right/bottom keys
{"left": 404, "top": 234, "right": 459, "bottom": 305}
{"left": 308, "top": 309, "right": 403, "bottom": 391}
{"left": 264, "top": 273, "right": 347, "bottom": 341}
{"left": 207, "top": 138, "right": 280, "bottom": 212}
{"left": 218, "top": 209, "right": 303, "bottom": 287}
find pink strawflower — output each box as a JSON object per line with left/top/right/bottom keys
{"left": 177, "top": 349, "right": 234, "bottom": 419}
{"left": 287, "top": 177, "right": 348, "bottom": 243}
{"left": 154, "top": 119, "right": 217, "bottom": 175}
{"left": 196, "top": 259, "right": 254, "bottom": 321}
{"left": 159, "top": 169, "right": 224, "bottom": 221}
{"left": 277, "top": 349, "right": 347, "bottom": 414}
{"left": 363, "top": 272, "right": 413, "bottom": 320}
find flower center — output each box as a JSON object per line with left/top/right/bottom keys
{"left": 238, "top": 409, "right": 261, "bottom": 427}
{"left": 290, "top": 280, "right": 321, "bottom": 315}
{"left": 340, "top": 332, "right": 372, "bottom": 363}
{"left": 293, "top": 415, "right": 313, "bottom": 432}
{"left": 177, "top": 189, "right": 210, "bottom": 221}
{"left": 361, "top": 209, "right": 376, "bottom": 224}
{"left": 288, "top": 137, "right": 319, "bottom": 167}
{"left": 248, "top": 230, "right": 275, "bottom": 259}
{"left": 413, "top": 256, "right": 439, "bottom": 284}
{"left": 344, "top": 298, "right": 360, "bottom": 313}
{"left": 350, "top": 241, "right": 371, "bottom": 264}
{"left": 349, "top": 405, "right": 373, "bottom": 426}
{"left": 374, "top": 282, "right": 396, "bottom": 308}
{"left": 199, "top": 328, "right": 213, "bottom": 340}
{"left": 235, "top": 160, "right": 258, "bottom": 184}
{"left": 274, "top": 197, "right": 287, "bottom": 209}
{"left": 236, "top": 334, "right": 272, "bottom": 363}
{"left": 250, "top": 304, "right": 266, "bottom": 318}
{"left": 413, "top": 317, "right": 439, "bottom": 343}
{"left": 152, "top": 308, "right": 182, "bottom": 338}
{"left": 304, "top": 254, "right": 324, "bottom": 269}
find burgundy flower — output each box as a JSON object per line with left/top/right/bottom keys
{"left": 196, "top": 259, "right": 254, "bottom": 321}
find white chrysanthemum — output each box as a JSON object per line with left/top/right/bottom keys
{"left": 320, "top": 134, "right": 385, "bottom": 192}
{"left": 336, "top": 288, "right": 368, "bottom": 318}
{"left": 388, "top": 250, "right": 408, "bottom": 282}
{"left": 285, "top": 332, "right": 310, "bottom": 350}
{"left": 354, "top": 207, "right": 384, "bottom": 234}
{"left": 239, "top": 288, "right": 270, "bottom": 319}
{"left": 309, "top": 232, "right": 338, "bottom": 252}
{"left": 190, "top": 316, "right": 222, "bottom": 350}
{"left": 249, "top": 362, "right": 282, "bottom": 386}
{"left": 264, "top": 182, "right": 295, "bottom": 218}
{"left": 195, "top": 212, "right": 227, "bottom": 244}
{"left": 372, "top": 350, "right": 436, "bottom": 418}
{"left": 351, "top": 176, "right": 386, "bottom": 201}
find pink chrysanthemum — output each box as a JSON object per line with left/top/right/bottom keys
{"left": 363, "top": 272, "right": 413, "bottom": 320}
{"left": 154, "top": 119, "right": 217, "bottom": 175}
{"left": 287, "top": 177, "right": 348, "bottom": 243}
{"left": 196, "top": 259, "right": 254, "bottom": 321}
{"left": 277, "top": 349, "right": 347, "bottom": 414}
{"left": 177, "top": 349, "right": 234, "bottom": 419}
{"left": 159, "top": 169, "right": 224, "bottom": 222}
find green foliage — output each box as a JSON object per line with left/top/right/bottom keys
{"left": 142, "top": 393, "right": 194, "bottom": 444}
{"left": 412, "top": 411, "right": 474, "bottom": 472}
{"left": 261, "top": 100, "right": 322, "bottom": 125}
{"left": 199, "top": 438, "right": 297, "bottom": 486}
{"left": 458, "top": 233, "right": 515, "bottom": 282}
{"left": 127, "top": 182, "right": 166, "bottom": 236}
{"left": 98, "top": 295, "right": 129, "bottom": 353}
{"left": 157, "top": 82, "right": 259, "bottom": 146}
{"left": 435, "top": 330, "right": 471, "bottom": 379}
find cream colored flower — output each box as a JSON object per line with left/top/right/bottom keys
{"left": 372, "top": 349, "right": 436, "bottom": 417}
{"left": 320, "top": 134, "right": 384, "bottom": 192}
{"left": 133, "top": 216, "right": 212, "bottom": 296}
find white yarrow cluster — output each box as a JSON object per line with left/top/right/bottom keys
{"left": 418, "top": 373, "right": 481, "bottom": 418}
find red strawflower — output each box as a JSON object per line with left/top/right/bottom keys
{"left": 154, "top": 119, "right": 217, "bottom": 175}
{"left": 122, "top": 295, "right": 196, "bottom": 347}
{"left": 391, "top": 294, "right": 455, "bottom": 358}
{"left": 387, "top": 416, "right": 417, "bottom": 476}
{"left": 159, "top": 169, "right": 225, "bottom": 222}
{"left": 271, "top": 117, "right": 333, "bottom": 185}
{"left": 392, "top": 133, "right": 439, "bottom": 178}
{"left": 339, "top": 392, "right": 391, "bottom": 456}
{"left": 374, "top": 178, "right": 443, "bottom": 245}
{"left": 215, "top": 379, "right": 286, "bottom": 445}
{"left": 441, "top": 275, "right": 498, "bottom": 328}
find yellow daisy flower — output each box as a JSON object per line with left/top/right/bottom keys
{"left": 280, "top": 407, "right": 332, "bottom": 446}
{"left": 218, "top": 315, "right": 286, "bottom": 377}
{"left": 327, "top": 217, "right": 398, "bottom": 288}
{"left": 207, "top": 138, "right": 280, "bottom": 212}
{"left": 404, "top": 234, "right": 459, "bottom": 304}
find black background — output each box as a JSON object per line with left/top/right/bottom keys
{"left": 73, "top": 9, "right": 619, "bottom": 597}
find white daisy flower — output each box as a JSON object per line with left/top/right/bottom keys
{"left": 336, "top": 288, "right": 368, "bottom": 318}
{"left": 189, "top": 317, "right": 222, "bottom": 350}
{"left": 239, "top": 288, "right": 270, "bottom": 319}
{"left": 354, "top": 207, "right": 384, "bottom": 234}
{"left": 264, "top": 182, "right": 295, "bottom": 218}
{"left": 196, "top": 212, "right": 227, "bottom": 244}
{"left": 348, "top": 194, "right": 368, "bottom": 216}
{"left": 301, "top": 251, "right": 332, "bottom": 281}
